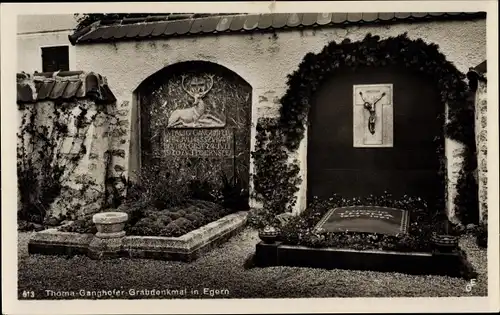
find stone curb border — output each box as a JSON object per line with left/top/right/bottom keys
{"left": 28, "top": 211, "right": 248, "bottom": 262}
{"left": 254, "top": 241, "right": 478, "bottom": 279}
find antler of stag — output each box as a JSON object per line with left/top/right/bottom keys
{"left": 180, "top": 75, "right": 194, "bottom": 98}
{"left": 180, "top": 74, "right": 215, "bottom": 99}
{"left": 202, "top": 74, "right": 215, "bottom": 96}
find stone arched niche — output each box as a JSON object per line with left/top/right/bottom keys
{"left": 267, "top": 33, "right": 474, "bottom": 216}
{"left": 136, "top": 61, "right": 252, "bottom": 201}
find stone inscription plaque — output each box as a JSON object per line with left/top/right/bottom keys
{"left": 141, "top": 63, "right": 252, "bottom": 191}
{"left": 162, "top": 129, "right": 234, "bottom": 158}
{"left": 314, "top": 206, "right": 409, "bottom": 236}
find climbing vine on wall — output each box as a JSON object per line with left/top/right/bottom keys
{"left": 17, "top": 101, "right": 99, "bottom": 224}
{"left": 251, "top": 118, "right": 301, "bottom": 216}
{"left": 252, "top": 32, "right": 476, "bottom": 224}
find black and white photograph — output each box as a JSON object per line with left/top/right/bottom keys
{"left": 1, "top": 1, "right": 499, "bottom": 314}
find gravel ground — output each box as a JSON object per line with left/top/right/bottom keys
{"left": 17, "top": 228, "right": 487, "bottom": 299}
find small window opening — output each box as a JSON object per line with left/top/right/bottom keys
{"left": 41, "top": 46, "right": 69, "bottom": 72}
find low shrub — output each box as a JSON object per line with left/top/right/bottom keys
{"left": 192, "top": 211, "right": 206, "bottom": 223}
{"left": 59, "top": 216, "right": 96, "bottom": 234}
{"left": 188, "top": 200, "right": 226, "bottom": 221}
{"left": 183, "top": 206, "right": 198, "bottom": 214}
{"left": 166, "top": 211, "right": 182, "bottom": 220}
{"left": 159, "top": 215, "right": 173, "bottom": 226}
{"left": 58, "top": 199, "right": 233, "bottom": 238}
{"left": 161, "top": 222, "right": 182, "bottom": 237}
{"left": 247, "top": 208, "right": 281, "bottom": 229}
{"left": 185, "top": 213, "right": 202, "bottom": 226}
{"left": 129, "top": 217, "right": 163, "bottom": 236}
{"left": 117, "top": 200, "right": 152, "bottom": 228}
{"left": 166, "top": 206, "right": 184, "bottom": 213}
{"left": 173, "top": 217, "right": 194, "bottom": 230}
{"left": 196, "top": 208, "right": 217, "bottom": 222}
{"left": 142, "top": 206, "right": 159, "bottom": 217}
{"left": 126, "top": 163, "right": 190, "bottom": 208}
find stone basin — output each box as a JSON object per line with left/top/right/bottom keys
{"left": 93, "top": 212, "right": 128, "bottom": 237}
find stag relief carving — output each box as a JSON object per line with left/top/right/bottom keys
{"left": 166, "top": 74, "right": 225, "bottom": 128}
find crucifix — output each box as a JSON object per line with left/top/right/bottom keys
{"left": 359, "top": 91, "right": 386, "bottom": 135}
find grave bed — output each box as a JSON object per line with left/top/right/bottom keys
{"left": 254, "top": 195, "right": 477, "bottom": 279}
{"left": 28, "top": 211, "right": 248, "bottom": 262}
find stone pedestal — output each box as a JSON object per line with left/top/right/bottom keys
{"left": 88, "top": 212, "right": 128, "bottom": 259}
{"left": 255, "top": 241, "right": 280, "bottom": 267}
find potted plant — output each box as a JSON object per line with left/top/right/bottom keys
{"left": 431, "top": 217, "right": 459, "bottom": 252}
{"left": 258, "top": 225, "right": 280, "bottom": 244}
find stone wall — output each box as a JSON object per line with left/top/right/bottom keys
{"left": 75, "top": 19, "right": 486, "bottom": 215}
{"left": 445, "top": 119, "right": 466, "bottom": 224}
{"left": 475, "top": 79, "right": 488, "bottom": 223}
{"left": 103, "top": 100, "right": 131, "bottom": 206}
{"left": 17, "top": 72, "right": 119, "bottom": 221}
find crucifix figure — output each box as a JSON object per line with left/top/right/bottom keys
{"left": 359, "top": 91, "right": 386, "bottom": 135}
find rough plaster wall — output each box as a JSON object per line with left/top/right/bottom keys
{"left": 75, "top": 19, "right": 486, "bottom": 214}
{"left": 475, "top": 80, "right": 488, "bottom": 223}
{"left": 17, "top": 14, "right": 77, "bottom": 34}
{"left": 17, "top": 100, "right": 113, "bottom": 219}
{"left": 102, "top": 100, "right": 130, "bottom": 204}
{"left": 445, "top": 135, "right": 465, "bottom": 223}
{"left": 47, "top": 101, "right": 110, "bottom": 219}
{"left": 17, "top": 14, "right": 77, "bottom": 73}
{"left": 17, "top": 32, "right": 76, "bottom": 73}
{"left": 17, "top": 31, "right": 76, "bottom": 73}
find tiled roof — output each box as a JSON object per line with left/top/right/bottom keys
{"left": 17, "top": 71, "right": 116, "bottom": 104}
{"left": 69, "top": 12, "right": 486, "bottom": 45}
{"left": 467, "top": 60, "right": 487, "bottom": 86}
{"left": 474, "top": 60, "right": 487, "bottom": 75}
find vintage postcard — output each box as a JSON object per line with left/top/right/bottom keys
{"left": 1, "top": 1, "right": 499, "bottom": 314}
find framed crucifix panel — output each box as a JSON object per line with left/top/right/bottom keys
{"left": 353, "top": 84, "right": 393, "bottom": 147}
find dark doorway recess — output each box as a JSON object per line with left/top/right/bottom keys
{"left": 307, "top": 66, "right": 444, "bottom": 203}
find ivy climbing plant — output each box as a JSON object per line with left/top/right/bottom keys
{"left": 251, "top": 118, "right": 301, "bottom": 217}
{"left": 17, "top": 101, "right": 100, "bottom": 224}
{"left": 252, "top": 33, "right": 477, "bottom": 225}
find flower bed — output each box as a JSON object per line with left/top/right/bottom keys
{"left": 59, "top": 199, "right": 236, "bottom": 238}
{"left": 277, "top": 194, "right": 453, "bottom": 252}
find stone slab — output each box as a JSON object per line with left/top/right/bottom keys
{"left": 255, "top": 241, "right": 280, "bottom": 267}
{"left": 315, "top": 206, "right": 410, "bottom": 236}
{"left": 254, "top": 242, "right": 477, "bottom": 279}
{"left": 28, "top": 229, "right": 94, "bottom": 256}
{"left": 162, "top": 129, "right": 234, "bottom": 157}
